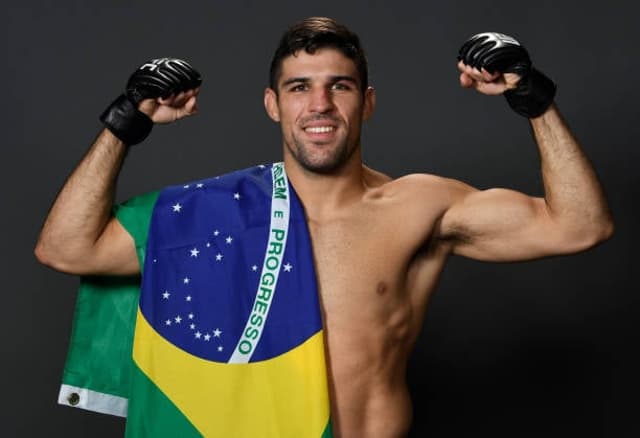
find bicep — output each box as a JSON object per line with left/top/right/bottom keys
{"left": 440, "top": 187, "right": 577, "bottom": 261}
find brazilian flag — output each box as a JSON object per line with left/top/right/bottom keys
{"left": 58, "top": 163, "right": 332, "bottom": 437}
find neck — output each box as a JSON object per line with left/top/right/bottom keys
{"left": 284, "top": 151, "right": 366, "bottom": 220}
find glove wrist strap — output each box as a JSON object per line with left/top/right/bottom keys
{"left": 504, "top": 68, "right": 557, "bottom": 118}
{"left": 99, "top": 94, "right": 153, "bottom": 146}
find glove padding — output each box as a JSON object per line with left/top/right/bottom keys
{"left": 458, "top": 32, "right": 556, "bottom": 118}
{"left": 100, "top": 58, "right": 202, "bottom": 145}
{"left": 125, "top": 58, "right": 202, "bottom": 104}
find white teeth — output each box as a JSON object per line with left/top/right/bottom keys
{"left": 305, "top": 126, "right": 334, "bottom": 133}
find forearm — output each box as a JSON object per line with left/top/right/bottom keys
{"left": 35, "top": 129, "right": 127, "bottom": 268}
{"left": 532, "top": 104, "right": 614, "bottom": 243}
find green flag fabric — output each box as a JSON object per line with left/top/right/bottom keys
{"left": 57, "top": 190, "right": 158, "bottom": 416}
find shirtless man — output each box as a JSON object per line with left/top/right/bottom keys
{"left": 35, "top": 17, "right": 613, "bottom": 438}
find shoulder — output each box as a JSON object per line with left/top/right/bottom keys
{"left": 363, "top": 170, "right": 480, "bottom": 242}
{"left": 371, "top": 171, "right": 475, "bottom": 205}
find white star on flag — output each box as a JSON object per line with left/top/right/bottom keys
{"left": 215, "top": 253, "right": 223, "bottom": 261}
{"left": 162, "top": 291, "right": 170, "bottom": 299}
{"left": 206, "top": 242, "right": 211, "bottom": 248}
{"left": 233, "top": 193, "right": 241, "bottom": 200}
{"left": 213, "top": 230, "right": 220, "bottom": 236}
{"left": 188, "top": 313, "right": 194, "bottom": 319}
{"left": 190, "top": 248, "right": 200, "bottom": 257}
{"left": 189, "top": 323, "right": 196, "bottom": 330}
{"left": 183, "top": 185, "right": 190, "bottom": 189}
{"left": 196, "top": 183, "right": 204, "bottom": 188}
{"left": 172, "top": 203, "right": 182, "bottom": 212}
{"left": 204, "top": 334, "right": 211, "bottom": 341}
{"left": 165, "top": 319, "right": 172, "bottom": 326}
{"left": 213, "top": 328, "right": 222, "bottom": 337}
{"left": 226, "top": 236, "right": 233, "bottom": 244}
{"left": 251, "top": 265, "right": 258, "bottom": 272}
{"left": 195, "top": 331, "right": 202, "bottom": 339}
{"left": 174, "top": 316, "right": 182, "bottom": 324}
{"left": 186, "top": 295, "right": 192, "bottom": 302}
{"left": 183, "top": 277, "right": 190, "bottom": 284}
{"left": 218, "top": 346, "right": 223, "bottom": 352}
{"left": 283, "top": 263, "right": 293, "bottom": 272}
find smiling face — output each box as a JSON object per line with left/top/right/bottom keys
{"left": 265, "top": 48, "right": 375, "bottom": 174}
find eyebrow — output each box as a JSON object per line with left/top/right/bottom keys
{"left": 280, "top": 75, "right": 359, "bottom": 88}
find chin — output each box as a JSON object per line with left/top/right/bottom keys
{"left": 301, "top": 160, "right": 346, "bottom": 174}
{"left": 298, "top": 148, "right": 353, "bottom": 174}
{"left": 287, "top": 135, "right": 358, "bottom": 174}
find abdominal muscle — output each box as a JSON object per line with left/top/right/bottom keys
{"left": 310, "top": 213, "right": 447, "bottom": 437}
{"left": 323, "top": 313, "right": 416, "bottom": 438}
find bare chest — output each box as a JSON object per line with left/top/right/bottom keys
{"left": 307, "top": 211, "right": 417, "bottom": 327}
{"left": 305, "top": 196, "right": 449, "bottom": 343}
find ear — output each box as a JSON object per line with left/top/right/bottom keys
{"left": 362, "top": 86, "right": 376, "bottom": 121}
{"left": 264, "top": 88, "right": 280, "bottom": 122}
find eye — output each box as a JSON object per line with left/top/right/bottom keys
{"left": 289, "top": 83, "right": 308, "bottom": 92}
{"left": 331, "top": 82, "right": 352, "bottom": 91}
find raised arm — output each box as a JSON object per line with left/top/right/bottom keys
{"left": 35, "top": 58, "right": 201, "bottom": 275}
{"left": 438, "top": 33, "right": 613, "bottom": 261}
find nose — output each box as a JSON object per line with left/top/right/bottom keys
{"left": 308, "top": 87, "right": 334, "bottom": 113}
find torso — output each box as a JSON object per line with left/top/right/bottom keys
{"left": 301, "top": 168, "right": 455, "bottom": 437}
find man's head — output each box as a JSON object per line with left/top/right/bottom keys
{"left": 269, "top": 17, "right": 369, "bottom": 95}
{"left": 265, "top": 17, "right": 375, "bottom": 175}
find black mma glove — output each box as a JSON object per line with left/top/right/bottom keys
{"left": 457, "top": 32, "right": 556, "bottom": 118}
{"left": 100, "top": 58, "right": 202, "bottom": 145}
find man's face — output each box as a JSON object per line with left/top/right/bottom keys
{"left": 264, "top": 48, "right": 375, "bottom": 174}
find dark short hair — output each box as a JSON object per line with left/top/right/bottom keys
{"left": 269, "top": 17, "right": 369, "bottom": 93}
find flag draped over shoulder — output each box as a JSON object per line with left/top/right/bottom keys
{"left": 58, "top": 163, "right": 332, "bottom": 437}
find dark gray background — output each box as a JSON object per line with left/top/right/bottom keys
{"left": 4, "top": 0, "right": 638, "bottom": 436}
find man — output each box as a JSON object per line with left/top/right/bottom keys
{"left": 35, "top": 17, "right": 613, "bottom": 438}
